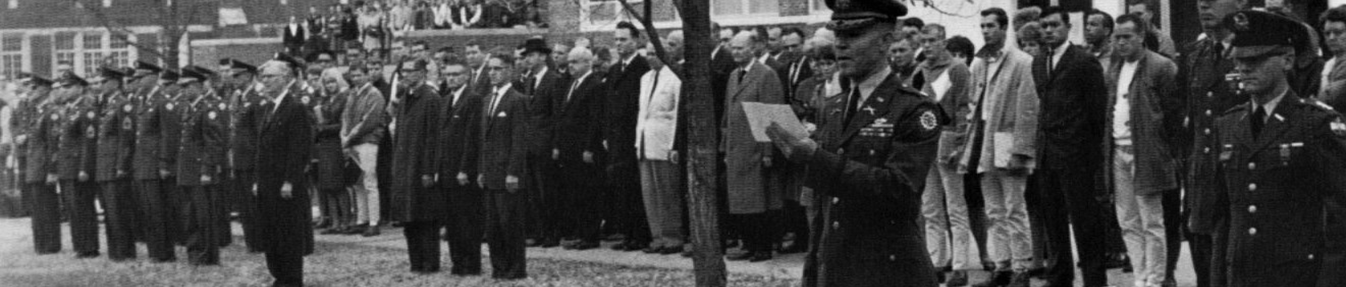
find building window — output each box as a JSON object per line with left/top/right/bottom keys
{"left": 1, "top": 33, "right": 22, "bottom": 80}
{"left": 712, "top": 0, "right": 778, "bottom": 17}
{"left": 103, "top": 0, "right": 111, "bottom": 7}
{"left": 53, "top": 32, "right": 135, "bottom": 78}
{"left": 8, "top": 0, "right": 16, "bottom": 9}
{"left": 54, "top": 32, "right": 76, "bottom": 77}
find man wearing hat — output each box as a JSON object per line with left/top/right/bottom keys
{"left": 254, "top": 54, "right": 316, "bottom": 287}
{"left": 220, "top": 58, "right": 267, "bottom": 252}
{"left": 386, "top": 59, "right": 449, "bottom": 273}
{"left": 155, "top": 68, "right": 190, "bottom": 246}
{"left": 175, "top": 66, "right": 228, "bottom": 265}
{"left": 518, "top": 37, "right": 565, "bottom": 248}
{"left": 89, "top": 67, "right": 139, "bottom": 261}
{"left": 1202, "top": 10, "right": 1346, "bottom": 287}
{"left": 21, "top": 76, "right": 62, "bottom": 255}
{"left": 127, "top": 61, "right": 178, "bottom": 261}
{"left": 764, "top": 0, "right": 940, "bottom": 285}
{"left": 54, "top": 72, "right": 101, "bottom": 258}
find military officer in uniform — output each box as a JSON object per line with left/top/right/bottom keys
{"left": 221, "top": 59, "right": 266, "bottom": 252}
{"left": 22, "top": 76, "right": 61, "bottom": 255}
{"left": 1207, "top": 11, "right": 1346, "bottom": 287}
{"left": 55, "top": 72, "right": 101, "bottom": 258}
{"left": 90, "top": 67, "right": 139, "bottom": 261}
{"left": 175, "top": 66, "right": 228, "bottom": 265}
{"left": 156, "top": 69, "right": 187, "bottom": 246}
{"left": 128, "top": 61, "right": 178, "bottom": 262}
{"left": 766, "top": 0, "right": 941, "bottom": 286}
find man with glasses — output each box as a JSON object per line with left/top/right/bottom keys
{"left": 254, "top": 53, "right": 315, "bottom": 287}
{"left": 90, "top": 67, "right": 138, "bottom": 261}
{"left": 387, "top": 59, "right": 448, "bottom": 274}
{"left": 553, "top": 46, "right": 606, "bottom": 251}
{"left": 431, "top": 58, "right": 484, "bottom": 274}
{"left": 477, "top": 51, "right": 531, "bottom": 280}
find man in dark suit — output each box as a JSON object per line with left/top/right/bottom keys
{"left": 552, "top": 47, "right": 607, "bottom": 250}
{"left": 476, "top": 52, "right": 531, "bottom": 280}
{"left": 90, "top": 67, "right": 137, "bottom": 261}
{"left": 1030, "top": 6, "right": 1111, "bottom": 287}
{"left": 518, "top": 38, "right": 566, "bottom": 247}
{"left": 254, "top": 54, "right": 316, "bottom": 287}
{"left": 605, "top": 21, "right": 653, "bottom": 251}
{"left": 435, "top": 58, "right": 486, "bottom": 275}
{"left": 388, "top": 59, "right": 448, "bottom": 274}
{"left": 766, "top": 0, "right": 940, "bottom": 285}
{"left": 465, "top": 41, "right": 494, "bottom": 96}
{"left": 175, "top": 66, "right": 228, "bottom": 266}
{"left": 55, "top": 73, "right": 100, "bottom": 259}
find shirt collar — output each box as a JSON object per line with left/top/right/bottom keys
{"left": 1256, "top": 88, "right": 1290, "bottom": 119}
{"left": 621, "top": 53, "right": 639, "bottom": 67}
{"left": 975, "top": 41, "right": 1006, "bottom": 59}
{"left": 855, "top": 65, "right": 893, "bottom": 101}
{"left": 1052, "top": 41, "right": 1071, "bottom": 59}
{"left": 494, "top": 82, "right": 513, "bottom": 96}
{"left": 757, "top": 54, "right": 770, "bottom": 65}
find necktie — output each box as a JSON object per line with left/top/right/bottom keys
{"left": 737, "top": 69, "right": 746, "bottom": 85}
{"left": 844, "top": 85, "right": 861, "bottom": 125}
{"left": 565, "top": 77, "right": 581, "bottom": 104}
{"left": 1046, "top": 47, "right": 1056, "bottom": 78}
{"left": 488, "top": 87, "right": 502, "bottom": 115}
{"left": 1251, "top": 106, "right": 1265, "bottom": 138}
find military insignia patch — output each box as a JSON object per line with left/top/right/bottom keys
{"left": 497, "top": 111, "right": 507, "bottom": 118}
{"left": 920, "top": 110, "right": 938, "bottom": 131}
{"left": 1332, "top": 118, "right": 1346, "bottom": 137}
{"left": 218, "top": 103, "right": 226, "bottom": 110}
{"left": 50, "top": 114, "right": 58, "bottom": 121}
{"left": 208, "top": 111, "right": 217, "bottom": 120}
{"left": 122, "top": 118, "right": 132, "bottom": 130}
{"left": 85, "top": 126, "right": 96, "bottom": 139}
{"left": 166, "top": 103, "right": 175, "bottom": 111}
{"left": 302, "top": 96, "right": 311, "bottom": 105}
{"left": 86, "top": 111, "right": 94, "bottom": 119}
{"left": 123, "top": 104, "right": 133, "bottom": 112}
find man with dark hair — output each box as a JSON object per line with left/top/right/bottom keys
{"left": 1032, "top": 6, "right": 1111, "bottom": 287}
{"left": 1318, "top": 6, "right": 1346, "bottom": 287}
{"left": 518, "top": 38, "right": 565, "bottom": 248}
{"left": 1084, "top": 9, "right": 1115, "bottom": 62}
{"left": 768, "top": 0, "right": 940, "bottom": 285}
{"left": 902, "top": 17, "right": 925, "bottom": 35}
{"left": 221, "top": 59, "right": 267, "bottom": 250}
{"left": 1127, "top": 0, "right": 1177, "bottom": 57}
{"left": 1180, "top": 1, "right": 1248, "bottom": 287}
{"left": 433, "top": 57, "right": 484, "bottom": 274}
{"left": 22, "top": 76, "right": 61, "bottom": 256}
{"left": 477, "top": 52, "right": 531, "bottom": 280}
{"left": 254, "top": 54, "right": 316, "bottom": 287}
{"left": 605, "top": 21, "right": 653, "bottom": 252}
{"left": 91, "top": 67, "right": 137, "bottom": 261}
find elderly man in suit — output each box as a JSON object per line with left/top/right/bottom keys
{"left": 723, "top": 29, "right": 786, "bottom": 263}
{"left": 959, "top": 8, "right": 1040, "bottom": 287}
{"left": 605, "top": 21, "right": 653, "bottom": 251}
{"left": 552, "top": 47, "right": 608, "bottom": 250}
{"left": 1104, "top": 14, "right": 1181, "bottom": 287}
{"left": 433, "top": 58, "right": 485, "bottom": 275}
{"left": 254, "top": 54, "right": 316, "bottom": 287}
{"left": 1031, "top": 6, "right": 1111, "bottom": 287}
{"left": 477, "top": 52, "right": 531, "bottom": 280}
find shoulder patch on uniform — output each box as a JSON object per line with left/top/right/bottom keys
{"left": 123, "top": 104, "right": 133, "bottom": 112}
{"left": 920, "top": 109, "right": 938, "bottom": 131}
{"left": 218, "top": 103, "right": 226, "bottom": 110}
{"left": 85, "top": 111, "right": 94, "bottom": 119}
{"left": 166, "top": 103, "right": 175, "bottom": 111}
{"left": 1332, "top": 117, "right": 1346, "bottom": 137}
{"left": 208, "top": 111, "right": 217, "bottom": 120}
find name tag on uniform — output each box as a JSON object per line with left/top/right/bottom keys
{"left": 1219, "top": 144, "right": 1233, "bottom": 162}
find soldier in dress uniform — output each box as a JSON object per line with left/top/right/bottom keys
{"left": 22, "top": 76, "right": 61, "bottom": 255}
{"left": 221, "top": 59, "right": 266, "bottom": 253}
{"left": 128, "top": 61, "right": 177, "bottom": 262}
{"left": 54, "top": 72, "right": 101, "bottom": 258}
{"left": 765, "top": 0, "right": 942, "bottom": 286}
{"left": 175, "top": 66, "right": 229, "bottom": 266}
{"left": 156, "top": 69, "right": 187, "bottom": 246}
{"left": 1204, "top": 11, "right": 1346, "bottom": 287}
{"left": 90, "top": 67, "right": 138, "bottom": 261}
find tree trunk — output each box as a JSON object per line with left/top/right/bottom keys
{"left": 677, "top": 0, "right": 726, "bottom": 286}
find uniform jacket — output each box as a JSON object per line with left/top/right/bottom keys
{"left": 801, "top": 70, "right": 941, "bottom": 287}
{"left": 522, "top": 67, "right": 566, "bottom": 155}
{"left": 25, "top": 96, "right": 56, "bottom": 183}
{"left": 132, "top": 87, "right": 166, "bottom": 180}
{"left": 1103, "top": 50, "right": 1181, "bottom": 196}
{"left": 435, "top": 85, "right": 484, "bottom": 185}
{"left": 1032, "top": 44, "right": 1107, "bottom": 169}
{"left": 1210, "top": 92, "right": 1346, "bottom": 287}
{"left": 636, "top": 67, "right": 680, "bottom": 161}
{"left": 228, "top": 84, "right": 265, "bottom": 172}
{"left": 176, "top": 93, "right": 227, "bottom": 187}
{"left": 389, "top": 83, "right": 446, "bottom": 222}
{"left": 1179, "top": 36, "right": 1244, "bottom": 234}
{"left": 550, "top": 70, "right": 606, "bottom": 163}
{"left": 722, "top": 61, "right": 785, "bottom": 214}
{"left": 477, "top": 84, "right": 529, "bottom": 190}
{"left": 957, "top": 46, "right": 1039, "bottom": 174}
{"left": 604, "top": 55, "right": 650, "bottom": 168}
{"left": 56, "top": 95, "right": 97, "bottom": 181}
{"left": 159, "top": 90, "right": 184, "bottom": 179}
{"left": 94, "top": 92, "right": 134, "bottom": 182}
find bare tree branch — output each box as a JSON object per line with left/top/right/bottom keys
{"left": 615, "top": 0, "right": 680, "bottom": 78}
{"left": 74, "top": 0, "right": 170, "bottom": 61}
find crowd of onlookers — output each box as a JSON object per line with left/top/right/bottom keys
{"left": 282, "top": 0, "right": 546, "bottom": 55}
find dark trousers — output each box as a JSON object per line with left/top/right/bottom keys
{"left": 782, "top": 200, "right": 808, "bottom": 248}
{"left": 561, "top": 160, "right": 604, "bottom": 242}
{"left": 404, "top": 221, "right": 443, "bottom": 272}
{"left": 184, "top": 185, "right": 221, "bottom": 265}
{"left": 735, "top": 212, "right": 775, "bottom": 253}
{"left": 446, "top": 184, "right": 484, "bottom": 274}
{"left": 257, "top": 185, "right": 309, "bottom": 287}
{"left": 606, "top": 161, "right": 650, "bottom": 245}
{"left": 527, "top": 157, "right": 562, "bottom": 242}
{"left": 232, "top": 171, "right": 262, "bottom": 252}
{"left": 27, "top": 182, "right": 61, "bottom": 254}
{"left": 487, "top": 190, "right": 526, "bottom": 279}
{"left": 964, "top": 173, "right": 992, "bottom": 268}
{"left": 100, "top": 180, "right": 137, "bottom": 260}
{"left": 160, "top": 178, "right": 186, "bottom": 246}
{"left": 61, "top": 180, "right": 99, "bottom": 256}
{"left": 1189, "top": 232, "right": 1214, "bottom": 287}
{"left": 137, "top": 179, "right": 176, "bottom": 261}
{"left": 1034, "top": 165, "right": 1108, "bottom": 286}
{"left": 1163, "top": 186, "right": 1183, "bottom": 281}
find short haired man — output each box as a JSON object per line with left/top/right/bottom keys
{"left": 724, "top": 30, "right": 786, "bottom": 263}
{"left": 636, "top": 35, "right": 687, "bottom": 255}
{"left": 254, "top": 54, "right": 317, "bottom": 287}
{"left": 915, "top": 22, "right": 977, "bottom": 286}
{"left": 1319, "top": 9, "right": 1346, "bottom": 284}
{"left": 1084, "top": 9, "right": 1115, "bottom": 63}
{"left": 387, "top": 59, "right": 449, "bottom": 273}
{"left": 605, "top": 21, "right": 654, "bottom": 252}
{"left": 1126, "top": 0, "right": 1177, "bottom": 57}
{"left": 90, "top": 66, "right": 138, "bottom": 262}
{"left": 477, "top": 52, "right": 531, "bottom": 280}
{"left": 518, "top": 37, "right": 566, "bottom": 248}
{"left": 175, "top": 66, "right": 229, "bottom": 266}
{"left": 433, "top": 57, "right": 486, "bottom": 274}
{"left": 553, "top": 46, "right": 608, "bottom": 251}
{"left": 54, "top": 72, "right": 101, "bottom": 259}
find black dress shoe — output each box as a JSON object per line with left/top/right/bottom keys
{"left": 75, "top": 252, "right": 100, "bottom": 258}
{"left": 314, "top": 219, "right": 332, "bottom": 229}
{"left": 971, "top": 270, "right": 1011, "bottom": 287}
{"left": 642, "top": 246, "right": 662, "bottom": 254}
{"left": 540, "top": 238, "right": 560, "bottom": 248}
{"left": 659, "top": 246, "right": 684, "bottom": 255}
{"left": 622, "top": 241, "right": 648, "bottom": 252}
{"left": 321, "top": 227, "right": 344, "bottom": 235}
{"left": 726, "top": 252, "right": 754, "bottom": 261}
{"left": 343, "top": 225, "right": 367, "bottom": 235}
{"left": 946, "top": 270, "right": 969, "bottom": 286}
{"left": 571, "top": 240, "right": 599, "bottom": 250}
{"left": 778, "top": 243, "right": 807, "bottom": 254}
{"left": 610, "top": 241, "right": 629, "bottom": 251}
{"left": 362, "top": 225, "right": 381, "bottom": 237}
{"left": 747, "top": 251, "right": 773, "bottom": 262}
{"left": 525, "top": 239, "right": 540, "bottom": 247}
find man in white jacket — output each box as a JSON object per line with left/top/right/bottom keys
{"left": 635, "top": 31, "right": 685, "bottom": 255}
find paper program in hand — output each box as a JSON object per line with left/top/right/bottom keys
{"left": 742, "top": 102, "right": 809, "bottom": 142}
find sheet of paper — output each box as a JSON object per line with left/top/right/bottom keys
{"left": 742, "top": 102, "right": 808, "bottom": 143}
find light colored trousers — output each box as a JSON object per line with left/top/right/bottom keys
{"left": 982, "top": 168, "right": 1033, "bottom": 270}
{"left": 922, "top": 132, "right": 982, "bottom": 270}
{"left": 640, "top": 159, "right": 686, "bottom": 248}
{"left": 352, "top": 143, "right": 381, "bottom": 225}
{"left": 1112, "top": 146, "right": 1166, "bottom": 287}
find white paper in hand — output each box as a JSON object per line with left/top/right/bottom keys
{"left": 742, "top": 102, "right": 808, "bottom": 143}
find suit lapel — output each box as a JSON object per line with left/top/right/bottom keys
{"left": 838, "top": 73, "right": 900, "bottom": 145}
{"left": 731, "top": 65, "right": 759, "bottom": 101}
